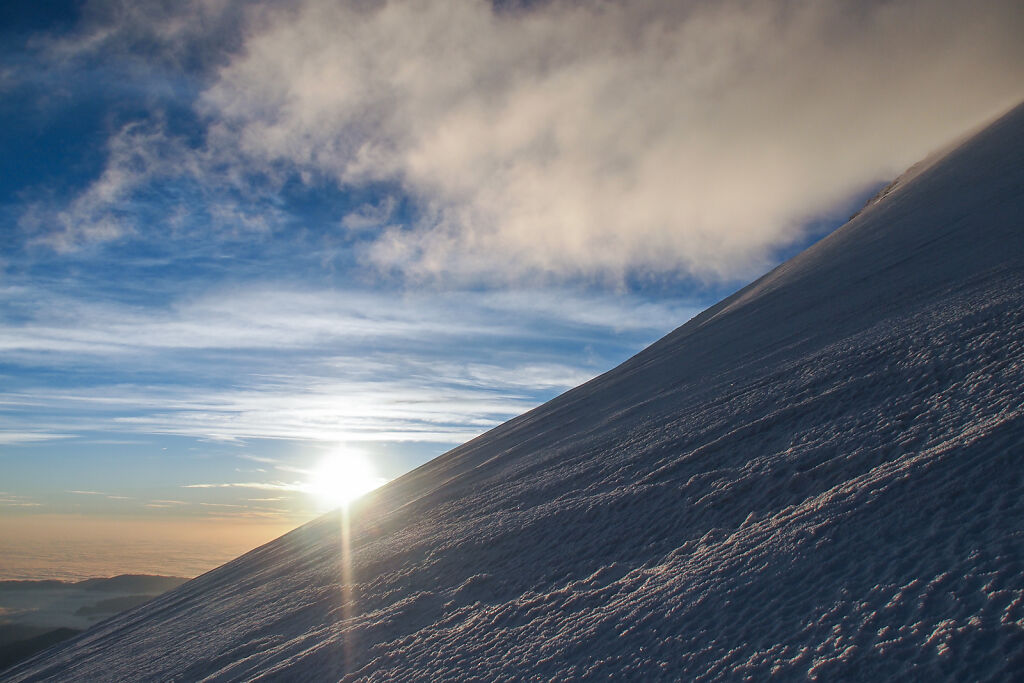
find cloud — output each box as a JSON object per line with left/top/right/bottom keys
{"left": 0, "top": 431, "right": 74, "bottom": 445}
{"left": 17, "top": 117, "right": 289, "bottom": 253}
{"left": 0, "top": 493, "right": 42, "bottom": 508}
{"left": 193, "top": 0, "right": 1024, "bottom": 282}
{"left": 22, "top": 1, "right": 1021, "bottom": 282}
{"left": 0, "top": 283, "right": 695, "bottom": 358}
{"left": 41, "top": 0, "right": 250, "bottom": 73}
{"left": 184, "top": 482, "right": 303, "bottom": 491}
{"left": 3, "top": 281, "right": 689, "bottom": 447}
{"left": 0, "top": 358, "right": 595, "bottom": 444}
{"left": 342, "top": 196, "right": 398, "bottom": 232}
{"left": 18, "top": 121, "right": 159, "bottom": 251}
{"left": 85, "top": 380, "right": 546, "bottom": 444}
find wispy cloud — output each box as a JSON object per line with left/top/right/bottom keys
{"left": 146, "top": 499, "right": 190, "bottom": 508}
{"left": 0, "top": 493, "right": 42, "bottom": 508}
{"left": 16, "top": 117, "right": 288, "bottom": 255}
{"left": 65, "top": 490, "right": 134, "bottom": 501}
{"left": 4, "top": 284, "right": 679, "bottom": 343}
{"left": 5, "top": 376, "right": 558, "bottom": 444}
{"left": 19, "top": 121, "right": 166, "bottom": 252}
{"left": 184, "top": 482, "right": 305, "bottom": 491}
{"left": 0, "top": 283, "right": 693, "bottom": 446}
{"left": 0, "top": 431, "right": 74, "bottom": 446}
{"left": 0, "top": 285, "right": 694, "bottom": 357}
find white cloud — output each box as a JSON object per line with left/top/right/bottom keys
{"left": 0, "top": 493, "right": 43, "bottom": 508}
{"left": 0, "top": 283, "right": 689, "bottom": 446}
{"left": 20, "top": 121, "right": 167, "bottom": 252}
{"left": 1, "top": 375, "right": 551, "bottom": 445}
{"left": 27, "top": 1, "right": 1022, "bottom": 281}
{"left": 17, "top": 117, "right": 289, "bottom": 253}
{"left": 100, "top": 380, "right": 542, "bottom": 444}
{"left": 0, "top": 431, "right": 74, "bottom": 445}
{"left": 195, "top": 0, "right": 1024, "bottom": 282}
{"left": 342, "top": 196, "right": 398, "bottom": 232}
{"left": 0, "top": 284, "right": 695, "bottom": 357}
{"left": 185, "top": 482, "right": 304, "bottom": 491}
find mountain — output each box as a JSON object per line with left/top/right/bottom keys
{"left": 8, "top": 102, "right": 1024, "bottom": 681}
{"left": 0, "top": 575, "right": 188, "bottom": 596}
{"left": 0, "top": 629, "right": 82, "bottom": 676}
{"left": 0, "top": 575, "right": 189, "bottom": 675}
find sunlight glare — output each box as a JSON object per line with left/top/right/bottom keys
{"left": 307, "top": 450, "right": 386, "bottom": 510}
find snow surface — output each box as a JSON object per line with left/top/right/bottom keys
{"left": 8, "top": 102, "right": 1024, "bottom": 681}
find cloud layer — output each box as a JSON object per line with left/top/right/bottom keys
{"left": 0, "top": 284, "right": 696, "bottom": 445}
{"left": 197, "top": 0, "right": 1024, "bottom": 281}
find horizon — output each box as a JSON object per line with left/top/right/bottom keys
{"left": 2, "top": 0, "right": 1024, "bottom": 581}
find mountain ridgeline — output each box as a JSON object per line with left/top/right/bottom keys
{"left": 9, "top": 102, "right": 1024, "bottom": 681}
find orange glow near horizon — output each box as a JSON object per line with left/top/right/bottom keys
{"left": 0, "top": 515, "right": 297, "bottom": 581}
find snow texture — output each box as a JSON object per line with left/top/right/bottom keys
{"left": 8, "top": 102, "right": 1024, "bottom": 681}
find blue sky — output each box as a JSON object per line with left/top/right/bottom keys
{"left": 1, "top": 0, "right": 1022, "bottom": 538}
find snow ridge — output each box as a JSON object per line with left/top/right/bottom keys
{"left": 7, "top": 102, "right": 1024, "bottom": 681}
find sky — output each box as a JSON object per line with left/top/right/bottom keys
{"left": 1, "top": 0, "right": 1022, "bottom": 579}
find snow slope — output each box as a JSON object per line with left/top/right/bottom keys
{"left": 8, "top": 102, "right": 1024, "bottom": 681}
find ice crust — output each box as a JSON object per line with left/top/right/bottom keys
{"left": 8, "top": 103, "right": 1024, "bottom": 681}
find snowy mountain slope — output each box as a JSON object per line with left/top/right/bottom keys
{"left": 8, "top": 102, "right": 1024, "bottom": 681}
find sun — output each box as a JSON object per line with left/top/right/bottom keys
{"left": 307, "top": 450, "right": 386, "bottom": 510}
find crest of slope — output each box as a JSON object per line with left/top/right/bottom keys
{"left": 9, "top": 102, "right": 1024, "bottom": 681}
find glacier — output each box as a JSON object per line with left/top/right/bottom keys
{"left": 7, "top": 101, "right": 1024, "bottom": 681}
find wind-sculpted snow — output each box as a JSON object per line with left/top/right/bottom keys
{"left": 8, "top": 103, "right": 1024, "bottom": 681}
